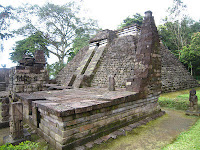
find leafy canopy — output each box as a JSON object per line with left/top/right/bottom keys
{"left": 14, "top": 2, "right": 98, "bottom": 64}
{"left": 10, "top": 31, "right": 49, "bottom": 63}
{"left": 119, "top": 13, "right": 143, "bottom": 28}
{"left": 180, "top": 32, "right": 200, "bottom": 76}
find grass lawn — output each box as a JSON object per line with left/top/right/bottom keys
{"left": 159, "top": 87, "right": 200, "bottom": 110}
{"left": 159, "top": 87, "right": 200, "bottom": 150}
{"left": 162, "top": 119, "right": 200, "bottom": 150}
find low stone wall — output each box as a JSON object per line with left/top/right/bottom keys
{"left": 9, "top": 66, "right": 47, "bottom": 93}
{"left": 29, "top": 93, "right": 161, "bottom": 150}
{"left": 1, "top": 97, "right": 9, "bottom": 122}
{"left": 0, "top": 68, "right": 10, "bottom": 91}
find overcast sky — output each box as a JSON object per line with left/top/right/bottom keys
{"left": 0, "top": 0, "right": 200, "bottom": 67}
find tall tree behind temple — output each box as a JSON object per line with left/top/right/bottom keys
{"left": 159, "top": 0, "right": 189, "bottom": 57}
{"left": 14, "top": 2, "right": 98, "bottom": 66}
{"left": 180, "top": 32, "right": 200, "bottom": 76}
{"left": 10, "top": 31, "right": 49, "bottom": 63}
{"left": 0, "top": 5, "right": 14, "bottom": 51}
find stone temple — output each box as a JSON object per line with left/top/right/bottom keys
{"left": 0, "top": 11, "right": 199, "bottom": 149}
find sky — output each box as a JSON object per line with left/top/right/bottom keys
{"left": 0, "top": 0, "right": 200, "bottom": 67}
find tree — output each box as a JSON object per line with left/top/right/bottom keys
{"left": 180, "top": 32, "right": 200, "bottom": 76}
{"left": 158, "top": 17, "right": 198, "bottom": 56}
{"left": 160, "top": 0, "right": 187, "bottom": 58}
{"left": 10, "top": 31, "right": 49, "bottom": 63}
{"left": 15, "top": 2, "right": 98, "bottom": 66}
{"left": 0, "top": 5, "right": 13, "bottom": 51}
{"left": 68, "top": 33, "right": 90, "bottom": 62}
{"left": 119, "top": 13, "right": 143, "bottom": 28}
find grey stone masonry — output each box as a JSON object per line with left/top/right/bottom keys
{"left": 56, "top": 13, "right": 199, "bottom": 93}
{"left": 161, "top": 43, "right": 199, "bottom": 93}
{"left": 0, "top": 68, "right": 10, "bottom": 91}
{"left": 1, "top": 97, "right": 9, "bottom": 122}
{"left": 126, "top": 11, "right": 161, "bottom": 98}
{"left": 9, "top": 50, "right": 48, "bottom": 94}
{"left": 10, "top": 102, "right": 23, "bottom": 139}
{"left": 15, "top": 87, "right": 163, "bottom": 150}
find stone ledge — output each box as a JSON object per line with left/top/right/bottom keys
{"left": 17, "top": 88, "right": 139, "bottom": 117}
{"left": 186, "top": 110, "right": 200, "bottom": 116}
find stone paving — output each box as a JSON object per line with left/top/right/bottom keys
{"left": 17, "top": 87, "right": 136, "bottom": 117}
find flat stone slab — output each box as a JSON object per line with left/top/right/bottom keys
{"left": 186, "top": 110, "right": 200, "bottom": 116}
{"left": 17, "top": 88, "right": 137, "bottom": 117}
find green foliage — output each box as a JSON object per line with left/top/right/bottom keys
{"left": 68, "top": 34, "right": 90, "bottom": 62}
{"left": 0, "top": 5, "right": 13, "bottom": 39}
{"left": 15, "top": 2, "right": 98, "bottom": 65}
{"left": 10, "top": 31, "right": 49, "bottom": 63}
{"left": 159, "top": 88, "right": 200, "bottom": 110}
{"left": 180, "top": 32, "right": 200, "bottom": 76}
{"left": 162, "top": 119, "right": 200, "bottom": 150}
{"left": 0, "top": 141, "right": 39, "bottom": 150}
{"left": 0, "top": 5, "right": 14, "bottom": 51}
{"left": 159, "top": 97, "right": 189, "bottom": 110}
{"left": 119, "top": 13, "right": 143, "bottom": 28}
{"left": 158, "top": 17, "right": 199, "bottom": 54}
{"left": 47, "top": 62, "right": 65, "bottom": 79}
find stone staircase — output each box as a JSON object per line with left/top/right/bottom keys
{"left": 71, "top": 45, "right": 106, "bottom": 88}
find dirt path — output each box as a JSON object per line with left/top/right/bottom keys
{"left": 92, "top": 108, "right": 199, "bottom": 150}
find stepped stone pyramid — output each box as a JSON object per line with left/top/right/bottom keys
{"left": 161, "top": 44, "right": 199, "bottom": 92}
{"left": 56, "top": 23, "right": 199, "bottom": 93}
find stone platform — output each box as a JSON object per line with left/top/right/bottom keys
{"left": 17, "top": 87, "right": 138, "bottom": 118}
{"left": 15, "top": 87, "right": 162, "bottom": 150}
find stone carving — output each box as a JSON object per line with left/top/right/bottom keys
{"left": 189, "top": 89, "right": 198, "bottom": 111}
{"left": 10, "top": 102, "right": 23, "bottom": 139}
{"left": 108, "top": 75, "right": 115, "bottom": 91}
{"left": 3, "top": 102, "right": 31, "bottom": 145}
{"left": 1, "top": 97, "right": 9, "bottom": 122}
{"left": 186, "top": 89, "right": 200, "bottom": 116}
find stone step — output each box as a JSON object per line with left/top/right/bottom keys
{"left": 84, "top": 45, "right": 106, "bottom": 76}
{"left": 72, "top": 75, "right": 84, "bottom": 88}
{"left": 67, "top": 46, "right": 97, "bottom": 86}
{"left": 74, "top": 47, "right": 98, "bottom": 75}
{"left": 72, "top": 45, "right": 106, "bottom": 87}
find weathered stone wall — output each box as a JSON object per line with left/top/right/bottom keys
{"left": 0, "top": 68, "right": 10, "bottom": 91}
{"left": 1, "top": 97, "right": 9, "bottom": 122}
{"left": 9, "top": 50, "right": 48, "bottom": 94}
{"left": 126, "top": 11, "right": 161, "bottom": 97}
{"left": 32, "top": 94, "right": 161, "bottom": 150}
{"left": 91, "top": 35, "right": 137, "bottom": 87}
{"left": 9, "top": 66, "right": 47, "bottom": 93}
{"left": 161, "top": 44, "right": 199, "bottom": 92}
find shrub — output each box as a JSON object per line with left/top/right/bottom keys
{"left": 0, "top": 141, "right": 39, "bottom": 150}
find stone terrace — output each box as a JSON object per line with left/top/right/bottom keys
{"left": 16, "top": 88, "right": 161, "bottom": 149}
{"left": 17, "top": 88, "right": 136, "bottom": 117}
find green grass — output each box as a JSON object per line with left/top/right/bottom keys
{"left": 162, "top": 119, "right": 200, "bottom": 150}
{"left": 159, "top": 87, "right": 200, "bottom": 150}
{"left": 159, "top": 87, "right": 200, "bottom": 110}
